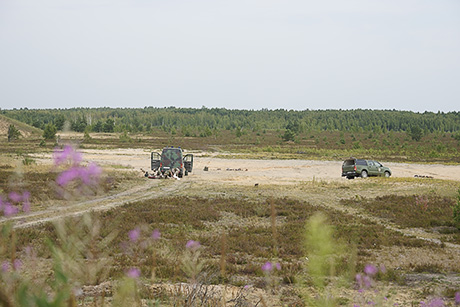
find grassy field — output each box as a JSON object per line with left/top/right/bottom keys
{"left": 1, "top": 129, "right": 460, "bottom": 306}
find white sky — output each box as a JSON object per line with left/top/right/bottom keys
{"left": 1, "top": 0, "right": 459, "bottom": 112}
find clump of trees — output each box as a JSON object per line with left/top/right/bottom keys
{"left": 43, "top": 123, "right": 57, "bottom": 140}
{"left": 7, "top": 124, "right": 21, "bottom": 141}
{"left": 2, "top": 108, "right": 460, "bottom": 136}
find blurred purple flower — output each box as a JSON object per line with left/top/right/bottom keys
{"left": 22, "top": 191, "right": 30, "bottom": 201}
{"left": 244, "top": 285, "right": 250, "bottom": 290}
{"left": 363, "top": 275, "right": 372, "bottom": 288}
{"left": 364, "top": 264, "right": 378, "bottom": 276}
{"left": 80, "top": 163, "right": 102, "bottom": 185}
{"left": 1, "top": 261, "right": 9, "bottom": 272}
{"left": 186, "top": 240, "right": 201, "bottom": 250}
{"left": 126, "top": 267, "right": 141, "bottom": 278}
{"left": 427, "top": 298, "right": 445, "bottom": 307}
{"left": 13, "top": 259, "right": 22, "bottom": 271}
{"left": 128, "top": 228, "right": 141, "bottom": 242}
{"left": 54, "top": 145, "right": 82, "bottom": 166}
{"left": 261, "top": 261, "right": 273, "bottom": 272}
{"left": 151, "top": 229, "right": 161, "bottom": 240}
{"left": 9, "top": 191, "right": 22, "bottom": 203}
{"left": 455, "top": 292, "right": 460, "bottom": 305}
{"left": 3, "top": 203, "right": 19, "bottom": 217}
{"left": 22, "top": 200, "right": 31, "bottom": 213}
{"left": 420, "top": 298, "right": 445, "bottom": 307}
{"left": 275, "top": 262, "right": 281, "bottom": 271}
{"left": 56, "top": 167, "right": 80, "bottom": 186}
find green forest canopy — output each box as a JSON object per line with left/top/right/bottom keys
{"left": 2, "top": 107, "right": 460, "bottom": 134}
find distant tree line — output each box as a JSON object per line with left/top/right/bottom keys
{"left": 2, "top": 107, "right": 460, "bottom": 134}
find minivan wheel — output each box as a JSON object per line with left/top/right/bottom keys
{"left": 361, "top": 170, "right": 368, "bottom": 178}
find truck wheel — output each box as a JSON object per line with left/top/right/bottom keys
{"left": 185, "top": 170, "right": 189, "bottom": 176}
{"left": 384, "top": 171, "right": 390, "bottom": 178}
{"left": 361, "top": 170, "right": 368, "bottom": 178}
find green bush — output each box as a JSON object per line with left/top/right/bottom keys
{"left": 453, "top": 189, "right": 460, "bottom": 228}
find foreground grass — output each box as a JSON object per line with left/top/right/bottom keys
{"left": 12, "top": 192, "right": 457, "bottom": 304}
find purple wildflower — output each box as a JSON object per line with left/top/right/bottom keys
{"left": 56, "top": 167, "right": 80, "bottom": 186}
{"left": 428, "top": 298, "right": 445, "bottom": 307}
{"left": 151, "top": 229, "right": 161, "bottom": 240}
{"left": 9, "top": 191, "right": 22, "bottom": 203}
{"left": 80, "top": 163, "right": 102, "bottom": 185}
{"left": 54, "top": 145, "right": 82, "bottom": 166}
{"left": 22, "top": 191, "right": 30, "bottom": 201}
{"left": 275, "top": 262, "right": 281, "bottom": 271}
{"left": 3, "top": 203, "right": 19, "bottom": 217}
{"left": 363, "top": 275, "right": 372, "bottom": 288}
{"left": 364, "top": 264, "right": 378, "bottom": 276}
{"left": 13, "top": 259, "right": 22, "bottom": 271}
{"left": 186, "top": 240, "right": 201, "bottom": 250}
{"left": 128, "top": 228, "right": 141, "bottom": 242}
{"left": 261, "top": 261, "right": 273, "bottom": 272}
{"left": 1, "top": 261, "right": 10, "bottom": 272}
{"left": 455, "top": 292, "right": 460, "bottom": 305}
{"left": 126, "top": 267, "right": 141, "bottom": 278}
{"left": 22, "top": 200, "right": 31, "bottom": 213}
{"left": 244, "top": 285, "right": 250, "bottom": 290}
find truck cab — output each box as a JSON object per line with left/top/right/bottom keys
{"left": 151, "top": 147, "right": 193, "bottom": 177}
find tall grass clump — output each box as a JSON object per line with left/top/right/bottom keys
{"left": 302, "top": 212, "right": 354, "bottom": 306}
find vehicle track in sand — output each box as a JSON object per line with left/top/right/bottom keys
{"left": 5, "top": 180, "right": 190, "bottom": 229}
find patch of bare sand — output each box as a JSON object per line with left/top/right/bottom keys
{"left": 31, "top": 148, "right": 460, "bottom": 185}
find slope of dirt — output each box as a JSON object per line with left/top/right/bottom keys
{"left": 0, "top": 114, "right": 42, "bottom": 138}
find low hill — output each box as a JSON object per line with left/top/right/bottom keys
{"left": 0, "top": 114, "right": 42, "bottom": 138}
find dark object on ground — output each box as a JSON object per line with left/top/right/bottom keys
{"left": 342, "top": 157, "right": 392, "bottom": 179}
{"left": 414, "top": 175, "right": 434, "bottom": 179}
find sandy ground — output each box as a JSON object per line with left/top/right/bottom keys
{"left": 53, "top": 148, "right": 460, "bottom": 185}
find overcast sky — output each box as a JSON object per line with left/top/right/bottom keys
{"left": 1, "top": 0, "right": 459, "bottom": 112}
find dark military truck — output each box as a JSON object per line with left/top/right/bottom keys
{"left": 342, "top": 158, "right": 391, "bottom": 179}
{"left": 151, "top": 147, "right": 193, "bottom": 178}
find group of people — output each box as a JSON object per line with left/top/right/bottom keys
{"left": 143, "top": 168, "right": 181, "bottom": 180}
